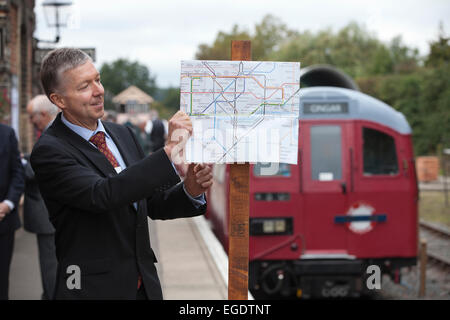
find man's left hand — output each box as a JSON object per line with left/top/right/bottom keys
{"left": 184, "top": 163, "right": 213, "bottom": 198}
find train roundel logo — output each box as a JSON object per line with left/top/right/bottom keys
{"left": 347, "top": 202, "right": 376, "bottom": 234}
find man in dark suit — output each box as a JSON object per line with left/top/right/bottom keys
{"left": 24, "top": 95, "right": 59, "bottom": 300}
{"left": 0, "top": 124, "right": 25, "bottom": 300}
{"left": 31, "top": 48, "right": 213, "bottom": 300}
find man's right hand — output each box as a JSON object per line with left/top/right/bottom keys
{"left": 163, "top": 111, "right": 193, "bottom": 164}
{"left": 0, "top": 201, "right": 11, "bottom": 222}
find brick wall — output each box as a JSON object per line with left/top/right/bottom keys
{"left": 4, "top": 0, "right": 36, "bottom": 153}
{"left": 23, "top": 10, "right": 34, "bottom": 153}
{"left": 8, "top": 4, "right": 17, "bottom": 75}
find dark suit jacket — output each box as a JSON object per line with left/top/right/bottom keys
{"left": 0, "top": 124, "right": 25, "bottom": 234}
{"left": 23, "top": 153, "right": 55, "bottom": 234}
{"left": 30, "top": 113, "right": 206, "bottom": 299}
{"left": 150, "top": 119, "right": 165, "bottom": 152}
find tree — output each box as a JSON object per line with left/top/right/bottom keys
{"left": 388, "top": 36, "right": 420, "bottom": 73}
{"left": 357, "top": 65, "right": 449, "bottom": 156}
{"left": 272, "top": 22, "right": 384, "bottom": 77}
{"left": 367, "top": 45, "right": 394, "bottom": 75}
{"left": 425, "top": 22, "right": 450, "bottom": 68}
{"left": 251, "top": 14, "right": 294, "bottom": 60}
{"left": 273, "top": 22, "right": 421, "bottom": 78}
{"left": 195, "top": 15, "right": 294, "bottom": 61}
{"left": 196, "top": 17, "right": 421, "bottom": 79}
{"left": 161, "top": 87, "right": 180, "bottom": 114}
{"left": 194, "top": 16, "right": 446, "bottom": 155}
{"left": 152, "top": 86, "right": 180, "bottom": 117}
{"left": 418, "top": 64, "right": 450, "bottom": 154}
{"left": 149, "top": 86, "right": 181, "bottom": 120}
{"left": 100, "top": 58, "right": 157, "bottom": 110}
{"left": 196, "top": 25, "right": 251, "bottom": 60}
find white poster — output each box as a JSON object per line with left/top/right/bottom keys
{"left": 180, "top": 60, "right": 301, "bottom": 164}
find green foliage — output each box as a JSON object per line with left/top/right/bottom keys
{"left": 152, "top": 86, "right": 180, "bottom": 118}
{"left": 274, "top": 23, "right": 420, "bottom": 78}
{"left": 161, "top": 87, "right": 181, "bottom": 114}
{"left": 355, "top": 26, "right": 449, "bottom": 155}
{"left": 251, "top": 15, "right": 294, "bottom": 60}
{"left": 425, "top": 22, "right": 450, "bottom": 68}
{"left": 194, "top": 16, "right": 448, "bottom": 155}
{"left": 357, "top": 64, "right": 450, "bottom": 155}
{"left": 196, "top": 15, "right": 294, "bottom": 61}
{"left": 418, "top": 65, "right": 450, "bottom": 154}
{"left": 151, "top": 101, "right": 173, "bottom": 120}
{"left": 100, "top": 58, "right": 157, "bottom": 96}
{"left": 196, "top": 25, "right": 251, "bottom": 60}
{"left": 100, "top": 58, "right": 172, "bottom": 113}
{"left": 389, "top": 36, "right": 421, "bottom": 73}
{"left": 196, "top": 18, "right": 420, "bottom": 78}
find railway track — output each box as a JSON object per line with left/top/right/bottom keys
{"left": 419, "top": 220, "right": 450, "bottom": 269}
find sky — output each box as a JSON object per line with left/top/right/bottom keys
{"left": 34, "top": 0, "right": 450, "bottom": 88}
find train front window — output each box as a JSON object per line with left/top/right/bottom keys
{"left": 310, "top": 125, "right": 342, "bottom": 181}
{"left": 363, "top": 127, "right": 399, "bottom": 175}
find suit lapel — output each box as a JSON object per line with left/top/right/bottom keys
{"left": 50, "top": 113, "right": 117, "bottom": 177}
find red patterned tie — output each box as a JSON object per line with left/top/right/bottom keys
{"left": 89, "top": 132, "right": 119, "bottom": 168}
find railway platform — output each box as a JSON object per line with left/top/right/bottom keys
{"left": 8, "top": 215, "right": 232, "bottom": 300}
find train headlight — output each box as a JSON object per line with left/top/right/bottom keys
{"left": 250, "top": 217, "right": 293, "bottom": 236}
{"left": 263, "top": 220, "right": 275, "bottom": 233}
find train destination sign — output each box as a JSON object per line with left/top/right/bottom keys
{"left": 303, "top": 102, "right": 349, "bottom": 114}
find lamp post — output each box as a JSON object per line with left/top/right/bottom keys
{"left": 38, "top": 0, "right": 73, "bottom": 44}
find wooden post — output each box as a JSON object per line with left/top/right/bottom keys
{"left": 228, "top": 40, "right": 251, "bottom": 300}
{"left": 419, "top": 238, "right": 427, "bottom": 298}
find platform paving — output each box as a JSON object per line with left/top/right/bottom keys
{"left": 152, "top": 218, "right": 227, "bottom": 300}
{"left": 8, "top": 216, "right": 227, "bottom": 300}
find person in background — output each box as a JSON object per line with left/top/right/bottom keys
{"left": 0, "top": 124, "right": 25, "bottom": 300}
{"left": 146, "top": 110, "right": 166, "bottom": 153}
{"left": 135, "top": 117, "right": 152, "bottom": 155}
{"left": 101, "top": 110, "right": 117, "bottom": 123}
{"left": 24, "top": 95, "right": 59, "bottom": 300}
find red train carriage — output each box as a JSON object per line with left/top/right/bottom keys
{"left": 206, "top": 67, "right": 418, "bottom": 298}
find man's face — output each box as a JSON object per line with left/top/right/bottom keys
{"left": 26, "top": 103, "right": 47, "bottom": 132}
{"left": 51, "top": 61, "right": 104, "bottom": 130}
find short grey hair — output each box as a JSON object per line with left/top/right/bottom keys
{"left": 40, "top": 47, "right": 92, "bottom": 99}
{"left": 29, "top": 95, "right": 59, "bottom": 115}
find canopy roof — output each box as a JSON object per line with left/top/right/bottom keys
{"left": 112, "top": 85, "right": 154, "bottom": 105}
